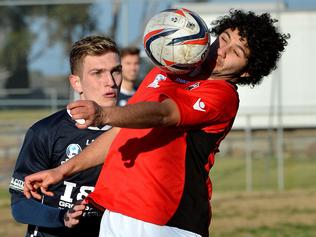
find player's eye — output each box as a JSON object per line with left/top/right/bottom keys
{"left": 92, "top": 70, "right": 103, "bottom": 76}
{"left": 220, "top": 36, "right": 227, "bottom": 42}
{"left": 234, "top": 50, "right": 241, "bottom": 57}
{"left": 111, "top": 66, "right": 122, "bottom": 78}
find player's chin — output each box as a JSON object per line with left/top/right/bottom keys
{"left": 99, "top": 98, "right": 117, "bottom": 107}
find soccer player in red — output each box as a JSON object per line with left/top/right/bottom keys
{"left": 24, "top": 10, "right": 289, "bottom": 237}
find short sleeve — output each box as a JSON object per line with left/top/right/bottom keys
{"left": 159, "top": 80, "right": 239, "bottom": 129}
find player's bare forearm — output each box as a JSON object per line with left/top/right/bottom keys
{"left": 59, "top": 127, "right": 119, "bottom": 176}
{"left": 67, "top": 99, "right": 180, "bottom": 129}
{"left": 103, "top": 99, "right": 180, "bottom": 128}
{"left": 24, "top": 127, "right": 119, "bottom": 199}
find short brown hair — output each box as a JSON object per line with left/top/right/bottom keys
{"left": 120, "top": 46, "right": 140, "bottom": 58}
{"left": 70, "top": 35, "right": 119, "bottom": 75}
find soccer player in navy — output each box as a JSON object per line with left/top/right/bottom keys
{"left": 9, "top": 35, "right": 122, "bottom": 237}
{"left": 24, "top": 10, "right": 289, "bottom": 237}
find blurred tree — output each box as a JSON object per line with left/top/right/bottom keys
{"left": 0, "top": 6, "right": 33, "bottom": 89}
{"left": 0, "top": 4, "right": 97, "bottom": 90}
{"left": 109, "top": 0, "right": 121, "bottom": 41}
{"left": 45, "top": 4, "right": 97, "bottom": 55}
{"left": 0, "top": 0, "right": 206, "bottom": 90}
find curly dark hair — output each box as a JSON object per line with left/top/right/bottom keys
{"left": 210, "top": 9, "right": 290, "bottom": 86}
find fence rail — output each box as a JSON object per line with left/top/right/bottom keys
{"left": 1, "top": 100, "right": 316, "bottom": 191}
{"left": 0, "top": 88, "right": 69, "bottom": 111}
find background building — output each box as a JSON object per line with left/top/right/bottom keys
{"left": 173, "top": 1, "right": 316, "bottom": 129}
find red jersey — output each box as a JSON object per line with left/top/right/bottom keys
{"left": 88, "top": 67, "right": 239, "bottom": 237}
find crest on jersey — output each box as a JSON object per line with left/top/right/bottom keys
{"left": 147, "top": 74, "right": 166, "bottom": 88}
{"left": 66, "top": 144, "right": 82, "bottom": 158}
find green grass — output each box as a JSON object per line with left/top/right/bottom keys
{"left": 210, "top": 156, "right": 316, "bottom": 192}
{"left": 0, "top": 114, "right": 315, "bottom": 237}
{"left": 208, "top": 156, "right": 316, "bottom": 236}
{"left": 1, "top": 158, "right": 316, "bottom": 237}
{"left": 210, "top": 189, "right": 316, "bottom": 237}
{"left": 0, "top": 188, "right": 9, "bottom": 199}
{"left": 0, "top": 109, "right": 51, "bottom": 124}
{"left": 213, "top": 224, "right": 316, "bottom": 237}
{"left": 0, "top": 188, "right": 10, "bottom": 208}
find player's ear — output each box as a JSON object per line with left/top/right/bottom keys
{"left": 69, "top": 74, "right": 83, "bottom": 94}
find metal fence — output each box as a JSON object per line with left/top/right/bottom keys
{"left": 0, "top": 89, "right": 69, "bottom": 112}
{"left": 1, "top": 104, "right": 316, "bottom": 190}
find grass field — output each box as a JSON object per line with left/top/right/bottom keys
{"left": 1, "top": 109, "right": 315, "bottom": 236}
{"left": 0, "top": 109, "right": 51, "bottom": 128}
{"left": 1, "top": 188, "right": 315, "bottom": 237}
{"left": 211, "top": 155, "right": 316, "bottom": 191}
{"left": 211, "top": 189, "right": 316, "bottom": 237}
{"left": 211, "top": 156, "right": 316, "bottom": 237}
{"left": 1, "top": 156, "right": 315, "bottom": 237}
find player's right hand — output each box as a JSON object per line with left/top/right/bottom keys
{"left": 67, "top": 100, "right": 105, "bottom": 129}
{"left": 24, "top": 168, "right": 63, "bottom": 200}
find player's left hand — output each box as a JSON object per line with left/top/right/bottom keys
{"left": 24, "top": 167, "right": 62, "bottom": 199}
{"left": 67, "top": 100, "right": 104, "bottom": 129}
{"left": 64, "top": 200, "right": 88, "bottom": 228}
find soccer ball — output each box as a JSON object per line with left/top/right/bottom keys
{"left": 143, "top": 8, "right": 210, "bottom": 74}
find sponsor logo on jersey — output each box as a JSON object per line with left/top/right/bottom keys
{"left": 175, "top": 77, "right": 188, "bottom": 84}
{"left": 66, "top": 144, "right": 82, "bottom": 159}
{"left": 9, "top": 177, "right": 24, "bottom": 192}
{"left": 86, "top": 139, "right": 95, "bottom": 146}
{"left": 193, "top": 98, "right": 206, "bottom": 112}
{"left": 147, "top": 74, "right": 166, "bottom": 88}
{"left": 186, "top": 82, "right": 200, "bottom": 90}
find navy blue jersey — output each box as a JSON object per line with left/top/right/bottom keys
{"left": 9, "top": 109, "right": 110, "bottom": 237}
{"left": 117, "top": 87, "right": 137, "bottom": 106}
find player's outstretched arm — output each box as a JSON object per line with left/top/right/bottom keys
{"left": 24, "top": 127, "right": 120, "bottom": 199}
{"left": 67, "top": 99, "right": 180, "bottom": 129}
{"left": 23, "top": 168, "right": 60, "bottom": 199}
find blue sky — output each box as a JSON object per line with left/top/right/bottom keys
{"left": 28, "top": 0, "right": 316, "bottom": 76}
{"left": 212, "top": 0, "right": 316, "bottom": 9}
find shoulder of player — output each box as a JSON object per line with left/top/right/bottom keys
{"left": 202, "top": 79, "right": 236, "bottom": 87}
{"left": 199, "top": 80, "right": 238, "bottom": 94}
{"left": 193, "top": 80, "right": 239, "bottom": 109}
{"left": 29, "top": 109, "right": 70, "bottom": 135}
